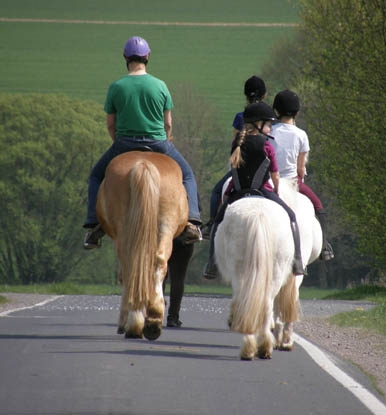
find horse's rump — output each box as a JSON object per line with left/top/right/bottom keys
{"left": 97, "top": 151, "right": 189, "bottom": 310}
{"left": 216, "top": 196, "right": 294, "bottom": 334}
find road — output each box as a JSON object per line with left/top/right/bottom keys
{"left": 0, "top": 295, "right": 385, "bottom": 415}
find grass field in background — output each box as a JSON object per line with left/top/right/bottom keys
{"left": 0, "top": 0, "right": 298, "bottom": 126}
{"left": 0, "top": 0, "right": 299, "bottom": 23}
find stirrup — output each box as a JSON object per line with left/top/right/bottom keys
{"left": 83, "top": 224, "right": 105, "bottom": 250}
{"left": 320, "top": 242, "right": 334, "bottom": 261}
{"left": 201, "top": 220, "right": 213, "bottom": 240}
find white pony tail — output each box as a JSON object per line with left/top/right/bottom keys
{"left": 230, "top": 211, "right": 273, "bottom": 334}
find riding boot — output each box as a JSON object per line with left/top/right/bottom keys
{"left": 290, "top": 221, "right": 305, "bottom": 275}
{"left": 202, "top": 221, "right": 220, "bottom": 280}
{"left": 316, "top": 210, "right": 335, "bottom": 261}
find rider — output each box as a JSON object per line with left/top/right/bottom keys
{"left": 271, "top": 90, "right": 334, "bottom": 261}
{"left": 83, "top": 36, "right": 202, "bottom": 249}
{"left": 203, "top": 102, "right": 305, "bottom": 279}
{"left": 202, "top": 75, "right": 267, "bottom": 239}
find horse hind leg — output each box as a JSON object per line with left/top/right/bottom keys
{"left": 143, "top": 261, "right": 167, "bottom": 341}
{"left": 256, "top": 306, "right": 275, "bottom": 359}
{"left": 117, "top": 288, "right": 145, "bottom": 338}
{"left": 277, "top": 322, "right": 294, "bottom": 351}
{"left": 240, "top": 335, "right": 257, "bottom": 361}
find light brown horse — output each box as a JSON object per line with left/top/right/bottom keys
{"left": 96, "top": 151, "right": 189, "bottom": 340}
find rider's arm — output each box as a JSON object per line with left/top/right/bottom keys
{"left": 164, "top": 110, "right": 173, "bottom": 142}
{"left": 271, "top": 171, "right": 280, "bottom": 194}
{"left": 297, "top": 152, "right": 308, "bottom": 181}
{"left": 106, "top": 113, "right": 116, "bottom": 141}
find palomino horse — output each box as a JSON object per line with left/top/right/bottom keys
{"left": 215, "top": 179, "right": 322, "bottom": 360}
{"left": 96, "top": 151, "right": 189, "bottom": 340}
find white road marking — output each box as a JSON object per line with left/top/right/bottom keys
{"left": 294, "top": 333, "right": 386, "bottom": 415}
{"left": 0, "top": 296, "right": 63, "bottom": 317}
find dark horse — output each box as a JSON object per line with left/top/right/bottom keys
{"left": 97, "top": 151, "right": 192, "bottom": 340}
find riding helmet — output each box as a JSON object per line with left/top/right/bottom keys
{"left": 244, "top": 76, "right": 266, "bottom": 101}
{"left": 243, "top": 102, "right": 276, "bottom": 123}
{"left": 123, "top": 36, "right": 151, "bottom": 57}
{"left": 273, "top": 90, "right": 300, "bottom": 116}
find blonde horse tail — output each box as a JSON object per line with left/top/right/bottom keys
{"left": 275, "top": 274, "right": 299, "bottom": 323}
{"left": 120, "top": 159, "right": 160, "bottom": 309}
{"left": 231, "top": 211, "right": 273, "bottom": 334}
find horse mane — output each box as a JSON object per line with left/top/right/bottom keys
{"left": 120, "top": 159, "right": 160, "bottom": 308}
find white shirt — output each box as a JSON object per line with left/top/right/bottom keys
{"left": 270, "top": 123, "right": 310, "bottom": 179}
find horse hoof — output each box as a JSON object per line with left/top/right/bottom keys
{"left": 124, "top": 331, "right": 143, "bottom": 339}
{"left": 277, "top": 344, "right": 294, "bottom": 352}
{"left": 143, "top": 322, "right": 162, "bottom": 341}
{"left": 240, "top": 355, "right": 254, "bottom": 361}
{"left": 257, "top": 351, "right": 272, "bottom": 359}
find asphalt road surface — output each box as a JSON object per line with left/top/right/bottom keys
{"left": 0, "top": 295, "right": 385, "bottom": 415}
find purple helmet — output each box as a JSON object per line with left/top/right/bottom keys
{"left": 123, "top": 36, "right": 151, "bottom": 57}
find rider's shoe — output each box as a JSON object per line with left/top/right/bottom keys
{"left": 202, "top": 258, "right": 219, "bottom": 280}
{"left": 320, "top": 242, "right": 335, "bottom": 261}
{"left": 180, "top": 222, "right": 202, "bottom": 245}
{"left": 83, "top": 224, "right": 105, "bottom": 250}
{"left": 166, "top": 315, "right": 182, "bottom": 328}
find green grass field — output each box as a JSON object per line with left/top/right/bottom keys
{"left": 0, "top": 0, "right": 299, "bottom": 125}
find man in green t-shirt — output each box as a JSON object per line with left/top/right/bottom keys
{"left": 84, "top": 36, "right": 202, "bottom": 249}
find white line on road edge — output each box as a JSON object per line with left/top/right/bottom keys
{"left": 294, "top": 333, "right": 386, "bottom": 415}
{"left": 0, "top": 296, "right": 63, "bottom": 317}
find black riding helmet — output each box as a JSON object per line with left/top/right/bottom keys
{"left": 243, "top": 102, "right": 276, "bottom": 123}
{"left": 243, "top": 102, "right": 276, "bottom": 137}
{"left": 273, "top": 89, "right": 300, "bottom": 117}
{"left": 244, "top": 76, "right": 266, "bottom": 101}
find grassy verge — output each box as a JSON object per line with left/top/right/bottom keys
{"left": 322, "top": 286, "right": 386, "bottom": 335}
{"left": 0, "top": 282, "right": 348, "bottom": 299}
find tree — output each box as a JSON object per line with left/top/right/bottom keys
{"left": 0, "top": 93, "right": 110, "bottom": 284}
{"left": 262, "top": 0, "right": 386, "bottom": 272}
{"left": 297, "top": 0, "right": 386, "bottom": 268}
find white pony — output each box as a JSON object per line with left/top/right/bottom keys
{"left": 215, "top": 179, "right": 322, "bottom": 360}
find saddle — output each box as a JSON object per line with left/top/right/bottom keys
{"left": 134, "top": 146, "right": 153, "bottom": 152}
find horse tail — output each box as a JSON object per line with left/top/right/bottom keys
{"left": 120, "top": 159, "right": 160, "bottom": 309}
{"left": 231, "top": 211, "right": 273, "bottom": 334}
{"left": 274, "top": 274, "right": 299, "bottom": 323}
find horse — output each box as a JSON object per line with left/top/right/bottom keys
{"left": 96, "top": 151, "right": 189, "bottom": 341}
{"left": 215, "top": 179, "right": 322, "bottom": 360}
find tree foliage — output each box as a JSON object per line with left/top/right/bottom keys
{"left": 297, "top": 0, "right": 386, "bottom": 268}
{"left": 263, "top": 0, "right": 386, "bottom": 271}
{"left": 0, "top": 90, "right": 227, "bottom": 285}
{"left": 0, "top": 94, "right": 109, "bottom": 283}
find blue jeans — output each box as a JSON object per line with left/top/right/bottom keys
{"left": 209, "top": 170, "right": 232, "bottom": 219}
{"left": 84, "top": 136, "right": 201, "bottom": 227}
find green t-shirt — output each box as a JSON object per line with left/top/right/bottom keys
{"left": 104, "top": 73, "right": 173, "bottom": 140}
